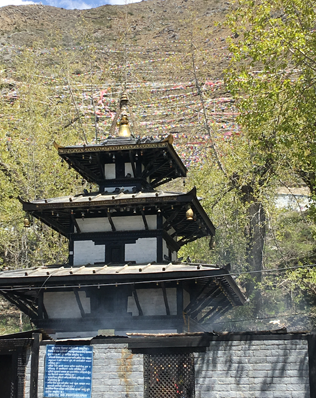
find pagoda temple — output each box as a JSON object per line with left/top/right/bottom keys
{"left": 0, "top": 93, "right": 245, "bottom": 338}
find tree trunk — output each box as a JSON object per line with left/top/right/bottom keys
{"left": 241, "top": 185, "right": 266, "bottom": 310}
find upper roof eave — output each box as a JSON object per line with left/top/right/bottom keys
{"left": 55, "top": 135, "right": 187, "bottom": 178}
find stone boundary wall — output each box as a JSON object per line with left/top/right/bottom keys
{"left": 194, "top": 338, "right": 310, "bottom": 398}
{"left": 25, "top": 341, "right": 144, "bottom": 398}
{"left": 91, "top": 342, "right": 143, "bottom": 398}
{"left": 23, "top": 334, "right": 312, "bottom": 398}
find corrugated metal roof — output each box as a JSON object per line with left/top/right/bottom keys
{"left": 0, "top": 262, "right": 219, "bottom": 279}
{"left": 28, "top": 190, "right": 183, "bottom": 206}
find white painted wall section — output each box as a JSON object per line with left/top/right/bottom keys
{"left": 76, "top": 215, "right": 157, "bottom": 233}
{"left": 114, "top": 215, "right": 157, "bottom": 231}
{"left": 44, "top": 291, "right": 91, "bottom": 319}
{"left": 74, "top": 240, "right": 105, "bottom": 265}
{"left": 125, "top": 163, "right": 134, "bottom": 177}
{"left": 163, "top": 239, "right": 169, "bottom": 258}
{"left": 125, "top": 238, "right": 157, "bottom": 263}
{"left": 127, "top": 288, "right": 177, "bottom": 316}
{"left": 104, "top": 164, "right": 116, "bottom": 179}
{"left": 76, "top": 217, "right": 111, "bottom": 233}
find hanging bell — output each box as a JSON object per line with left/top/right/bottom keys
{"left": 186, "top": 207, "right": 194, "bottom": 221}
{"left": 24, "top": 216, "right": 30, "bottom": 228}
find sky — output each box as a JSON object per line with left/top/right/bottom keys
{"left": 0, "top": 0, "right": 141, "bottom": 9}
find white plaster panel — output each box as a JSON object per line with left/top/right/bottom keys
{"left": 74, "top": 240, "right": 105, "bottom": 265}
{"left": 145, "top": 215, "right": 157, "bottom": 229}
{"left": 76, "top": 215, "right": 157, "bottom": 234}
{"left": 43, "top": 291, "right": 91, "bottom": 319}
{"left": 104, "top": 163, "right": 116, "bottom": 179}
{"left": 125, "top": 238, "right": 157, "bottom": 263}
{"left": 127, "top": 288, "right": 177, "bottom": 316}
{"left": 76, "top": 217, "right": 112, "bottom": 233}
{"left": 125, "top": 163, "right": 134, "bottom": 177}
{"left": 114, "top": 215, "right": 157, "bottom": 231}
{"left": 114, "top": 215, "right": 144, "bottom": 231}
{"left": 171, "top": 251, "right": 177, "bottom": 261}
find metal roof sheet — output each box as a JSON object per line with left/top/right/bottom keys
{"left": 29, "top": 190, "right": 183, "bottom": 206}
{"left": 0, "top": 262, "right": 220, "bottom": 279}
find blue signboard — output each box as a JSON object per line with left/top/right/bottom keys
{"left": 44, "top": 345, "right": 93, "bottom": 398}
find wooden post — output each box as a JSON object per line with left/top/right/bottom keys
{"left": 30, "top": 332, "right": 41, "bottom": 398}
{"left": 308, "top": 334, "right": 316, "bottom": 398}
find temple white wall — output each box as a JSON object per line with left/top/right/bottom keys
{"left": 43, "top": 291, "right": 91, "bottom": 319}
{"left": 104, "top": 164, "right": 116, "bottom": 179}
{"left": 73, "top": 240, "right": 105, "bottom": 265}
{"left": 125, "top": 163, "right": 133, "bottom": 176}
{"left": 76, "top": 215, "right": 157, "bottom": 233}
{"left": 125, "top": 238, "right": 157, "bottom": 263}
{"left": 127, "top": 288, "right": 177, "bottom": 316}
{"left": 104, "top": 163, "right": 135, "bottom": 179}
{"left": 162, "top": 239, "right": 168, "bottom": 258}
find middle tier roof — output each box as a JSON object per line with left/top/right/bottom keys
{"left": 21, "top": 188, "right": 215, "bottom": 247}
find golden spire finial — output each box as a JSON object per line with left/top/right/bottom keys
{"left": 109, "top": 91, "right": 135, "bottom": 137}
{"left": 120, "top": 92, "right": 128, "bottom": 108}
{"left": 118, "top": 113, "right": 131, "bottom": 138}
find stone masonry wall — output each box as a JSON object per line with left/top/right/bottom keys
{"left": 24, "top": 342, "right": 144, "bottom": 398}
{"left": 23, "top": 336, "right": 310, "bottom": 398}
{"left": 194, "top": 338, "right": 310, "bottom": 398}
{"left": 91, "top": 342, "right": 144, "bottom": 398}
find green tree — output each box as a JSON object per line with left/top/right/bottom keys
{"left": 226, "top": 0, "right": 316, "bottom": 198}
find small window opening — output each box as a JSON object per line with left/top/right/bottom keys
{"left": 144, "top": 353, "right": 195, "bottom": 398}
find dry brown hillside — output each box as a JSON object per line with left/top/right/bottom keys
{"left": 0, "top": 0, "right": 232, "bottom": 73}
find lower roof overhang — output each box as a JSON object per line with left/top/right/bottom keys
{"left": 0, "top": 263, "right": 246, "bottom": 326}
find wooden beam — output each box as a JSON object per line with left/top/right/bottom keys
{"left": 67, "top": 154, "right": 98, "bottom": 182}
{"left": 129, "top": 150, "right": 137, "bottom": 178}
{"left": 178, "top": 236, "right": 201, "bottom": 246}
{"left": 96, "top": 153, "right": 105, "bottom": 179}
{"left": 189, "top": 287, "right": 222, "bottom": 319}
{"left": 162, "top": 231, "right": 181, "bottom": 252}
{"left": 73, "top": 288, "right": 85, "bottom": 318}
{"left": 150, "top": 168, "right": 176, "bottom": 187}
{"left": 201, "top": 302, "right": 232, "bottom": 324}
{"left": 145, "top": 160, "right": 169, "bottom": 179}
{"left": 132, "top": 286, "right": 143, "bottom": 316}
{"left": 178, "top": 230, "right": 199, "bottom": 244}
{"left": 30, "top": 332, "right": 42, "bottom": 398}
{"left": 70, "top": 212, "right": 81, "bottom": 234}
{"left": 106, "top": 210, "right": 116, "bottom": 232}
{"left": 184, "top": 279, "right": 213, "bottom": 313}
{"left": 162, "top": 283, "right": 170, "bottom": 316}
{"left": 0, "top": 291, "right": 38, "bottom": 319}
{"left": 152, "top": 177, "right": 173, "bottom": 189}
{"left": 34, "top": 212, "right": 69, "bottom": 237}
{"left": 140, "top": 150, "right": 161, "bottom": 178}
{"left": 162, "top": 207, "right": 182, "bottom": 229}
{"left": 140, "top": 209, "right": 149, "bottom": 230}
